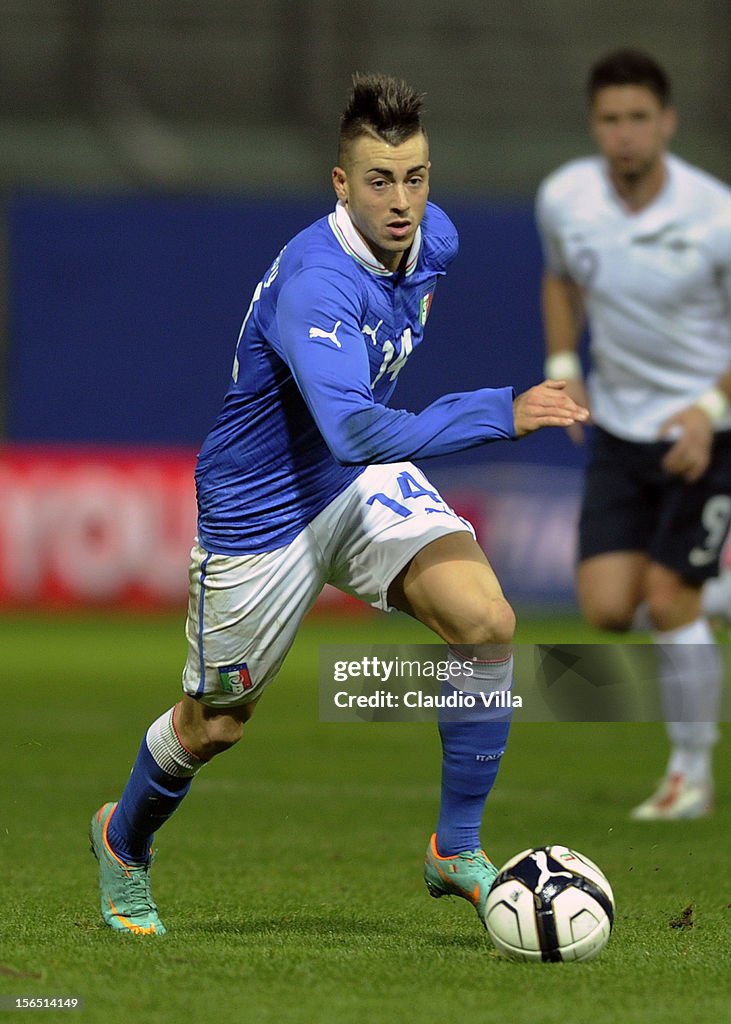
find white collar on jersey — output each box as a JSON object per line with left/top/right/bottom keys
{"left": 329, "top": 200, "right": 422, "bottom": 277}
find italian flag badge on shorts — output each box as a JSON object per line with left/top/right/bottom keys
{"left": 217, "top": 663, "right": 253, "bottom": 696}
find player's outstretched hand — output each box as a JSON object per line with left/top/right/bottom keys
{"left": 513, "top": 379, "right": 590, "bottom": 438}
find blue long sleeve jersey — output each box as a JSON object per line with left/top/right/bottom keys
{"left": 195, "top": 201, "right": 516, "bottom": 554}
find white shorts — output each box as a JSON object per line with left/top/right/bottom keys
{"left": 181, "top": 462, "right": 474, "bottom": 707}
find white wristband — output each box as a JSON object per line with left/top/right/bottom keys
{"left": 694, "top": 387, "right": 730, "bottom": 424}
{"left": 544, "top": 351, "right": 581, "bottom": 380}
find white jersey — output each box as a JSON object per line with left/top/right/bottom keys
{"left": 536, "top": 154, "right": 731, "bottom": 441}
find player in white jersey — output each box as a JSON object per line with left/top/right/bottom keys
{"left": 536, "top": 49, "right": 731, "bottom": 820}
{"left": 88, "top": 73, "right": 587, "bottom": 935}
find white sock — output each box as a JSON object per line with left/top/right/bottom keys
{"left": 447, "top": 647, "right": 513, "bottom": 693}
{"left": 702, "top": 570, "right": 731, "bottom": 619}
{"left": 146, "top": 706, "right": 205, "bottom": 777}
{"left": 666, "top": 745, "right": 713, "bottom": 788}
{"left": 652, "top": 618, "right": 721, "bottom": 786}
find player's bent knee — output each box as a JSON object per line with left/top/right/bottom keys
{"left": 443, "top": 595, "right": 516, "bottom": 646}
{"left": 486, "top": 598, "right": 516, "bottom": 645}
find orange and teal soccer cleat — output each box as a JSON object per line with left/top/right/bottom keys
{"left": 424, "top": 832, "right": 498, "bottom": 926}
{"left": 89, "top": 802, "right": 167, "bottom": 936}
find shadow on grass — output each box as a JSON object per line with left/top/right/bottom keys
{"left": 184, "top": 910, "right": 484, "bottom": 951}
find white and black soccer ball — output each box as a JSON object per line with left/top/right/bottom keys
{"left": 484, "top": 845, "right": 614, "bottom": 962}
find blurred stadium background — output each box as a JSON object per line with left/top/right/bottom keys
{"left": 0, "top": 0, "right": 729, "bottom": 614}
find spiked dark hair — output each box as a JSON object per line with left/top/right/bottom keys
{"left": 338, "top": 72, "right": 426, "bottom": 164}
{"left": 587, "top": 49, "right": 672, "bottom": 107}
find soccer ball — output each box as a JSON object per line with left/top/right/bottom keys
{"left": 484, "top": 845, "right": 614, "bottom": 962}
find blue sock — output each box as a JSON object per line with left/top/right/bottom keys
{"left": 435, "top": 716, "right": 510, "bottom": 855}
{"left": 106, "top": 739, "right": 193, "bottom": 863}
{"left": 106, "top": 706, "right": 203, "bottom": 864}
{"left": 435, "top": 651, "right": 513, "bottom": 856}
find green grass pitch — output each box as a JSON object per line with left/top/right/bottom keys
{"left": 1, "top": 610, "right": 729, "bottom": 1024}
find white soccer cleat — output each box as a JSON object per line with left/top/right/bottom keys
{"left": 630, "top": 773, "right": 713, "bottom": 821}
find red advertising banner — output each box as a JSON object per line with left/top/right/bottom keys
{"left": 0, "top": 446, "right": 196, "bottom": 609}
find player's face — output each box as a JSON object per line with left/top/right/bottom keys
{"left": 591, "top": 85, "right": 676, "bottom": 183}
{"left": 332, "top": 132, "right": 430, "bottom": 272}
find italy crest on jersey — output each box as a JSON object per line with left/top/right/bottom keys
{"left": 419, "top": 291, "right": 434, "bottom": 325}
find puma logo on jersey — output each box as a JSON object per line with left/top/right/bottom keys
{"left": 361, "top": 319, "right": 384, "bottom": 346}
{"left": 308, "top": 320, "right": 342, "bottom": 348}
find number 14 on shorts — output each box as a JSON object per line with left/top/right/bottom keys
{"left": 367, "top": 470, "right": 454, "bottom": 519}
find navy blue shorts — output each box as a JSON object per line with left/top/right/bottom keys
{"left": 579, "top": 426, "right": 731, "bottom": 584}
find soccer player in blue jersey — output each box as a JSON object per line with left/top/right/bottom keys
{"left": 90, "top": 72, "right": 588, "bottom": 935}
